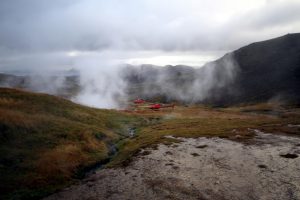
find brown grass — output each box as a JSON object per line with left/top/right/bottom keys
{"left": 0, "top": 88, "right": 139, "bottom": 199}
{"left": 35, "top": 144, "right": 87, "bottom": 181}
{"left": 0, "top": 108, "right": 36, "bottom": 128}
{"left": 1, "top": 88, "right": 299, "bottom": 199}
{"left": 0, "top": 97, "right": 22, "bottom": 106}
{"left": 109, "top": 104, "right": 299, "bottom": 167}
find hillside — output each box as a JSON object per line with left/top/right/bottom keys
{"left": 0, "top": 88, "right": 138, "bottom": 199}
{"left": 209, "top": 33, "right": 300, "bottom": 105}
{"left": 1, "top": 89, "right": 300, "bottom": 200}
{"left": 123, "top": 33, "right": 300, "bottom": 105}
{"left": 0, "top": 73, "right": 80, "bottom": 99}
{"left": 45, "top": 102, "right": 300, "bottom": 200}
{"left": 1, "top": 34, "right": 299, "bottom": 107}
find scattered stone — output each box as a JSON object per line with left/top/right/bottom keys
{"left": 45, "top": 132, "right": 300, "bottom": 200}
{"left": 140, "top": 150, "right": 151, "bottom": 156}
{"left": 165, "top": 163, "right": 174, "bottom": 166}
{"left": 258, "top": 164, "right": 267, "bottom": 169}
{"left": 294, "top": 150, "right": 300, "bottom": 154}
{"left": 172, "top": 166, "right": 179, "bottom": 170}
{"left": 191, "top": 153, "right": 200, "bottom": 157}
{"left": 280, "top": 153, "right": 298, "bottom": 159}
{"left": 234, "top": 135, "right": 242, "bottom": 139}
{"left": 219, "top": 135, "right": 229, "bottom": 139}
{"left": 165, "top": 151, "right": 173, "bottom": 155}
{"left": 215, "top": 180, "right": 220, "bottom": 185}
{"left": 196, "top": 145, "right": 208, "bottom": 149}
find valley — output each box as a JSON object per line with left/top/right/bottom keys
{"left": 1, "top": 1, "right": 300, "bottom": 199}
{"left": 1, "top": 88, "right": 299, "bottom": 199}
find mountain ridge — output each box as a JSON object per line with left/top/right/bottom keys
{"left": 123, "top": 33, "right": 300, "bottom": 105}
{"left": 0, "top": 33, "right": 299, "bottom": 106}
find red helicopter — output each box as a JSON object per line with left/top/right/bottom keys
{"left": 134, "top": 98, "right": 146, "bottom": 104}
{"left": 149, "top": 103, "right": 161, "bottom": 109}
{"left": 149, "top": 103, "right": 175, "bottom": 110}
{"left": 133, "top": 98, "right": 175, "bottom": 110}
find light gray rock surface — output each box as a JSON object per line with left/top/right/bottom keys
{"left": 45, "top": 133, "right": 300, "bottom": 200}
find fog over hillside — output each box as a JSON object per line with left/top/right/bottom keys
{"left": 121, "top": 53, "right": 238, "bottom": 104}
{"left": 2, "top": 1, "right": 300, "bottom": 200}
{"left": 123, "top": 33, "right": 300, "bottom": 106}
{"left": 1, "top": 33, "right": 300, "bottom": 107}
{"left": 1, "top": 0, "right": 300, "bottom": 108}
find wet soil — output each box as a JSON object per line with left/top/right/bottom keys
{"left": 45, "top": 132, "right": 300, "bottom": 200}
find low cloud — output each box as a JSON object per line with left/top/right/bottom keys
{"left": 0, "top": 0, "right": 299, "bottom": 56}
{"left": 71, "top": 59, "right": 126, "bottom": 108}
{"left": 0, "top": 0, "right": 299, "bottom": 108}
{"left": 122, "top": 53, "right": 239, "bottom": 105}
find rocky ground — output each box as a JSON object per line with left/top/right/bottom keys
{"left": 45, "top": 131, "right": 300, "bottom": 200}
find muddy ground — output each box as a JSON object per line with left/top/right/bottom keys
{"left": 45, "top": 132, "right": 300, "bottom": 200}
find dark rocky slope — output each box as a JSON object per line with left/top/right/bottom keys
{"left": 124, "top": 33, "right": 300, "bottom": 106}
{"left": 227, "top": 33, "right": 300, "bottom": 105}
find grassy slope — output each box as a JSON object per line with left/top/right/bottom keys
{"left": 0, "top": 88, "right": 139, "bottom": 199}
{"left": 109, "top": 104, "right": 300, "bottom": 167}
{"left": 1, "top": 88, "right": 299, "bottom": 199}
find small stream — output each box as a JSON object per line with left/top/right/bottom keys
{"left": 128, "top": 127, "right": 136, "bottom": 137}
{"left": 46, "top": 131, "right": 300, "bottom": 200}
{"left": 79, "top": 127, "right": 137, "bottom": 177}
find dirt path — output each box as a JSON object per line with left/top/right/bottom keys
{"left": 45, "top": 132, "right": 300, "bottom": 200}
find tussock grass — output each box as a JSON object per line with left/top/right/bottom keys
{"left": 1, "top": 88, "right": 299, "bottom": 199}
{"left": 109, "top": 104, "right": 300, "bottom": 167}
{"left": 0, "top": 88, "right": 139, "bottom": 199}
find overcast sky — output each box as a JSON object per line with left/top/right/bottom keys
{"left": 0, "top": 0, "right": 300, "bottom": 71}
